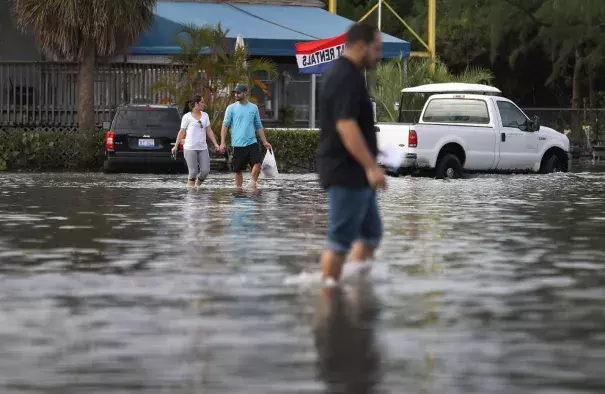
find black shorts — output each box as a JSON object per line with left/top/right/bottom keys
{"left": 232, "top": 143, "right": 262, "bottom": 172}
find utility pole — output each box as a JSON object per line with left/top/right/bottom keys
{"left": 428, "top": 0, "right": 436, "bottom": 71}
{"left": 378, "top": 0, "right": 382, "bottom": 31}
{"left": 328, "top": 0, "right": 336, "bottom": 14}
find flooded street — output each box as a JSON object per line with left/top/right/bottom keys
{"left": 0, "top": 169, "right": 604, "bottom": 394}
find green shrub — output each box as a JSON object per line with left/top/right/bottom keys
{"left": 0, "top": 127, "right": 319, "bottom": 172}
{"left": 264, "top": 129, "right": 319, "bottom": 172}
{"left": 0, "top": 128, "right": 105, "bottom": 171}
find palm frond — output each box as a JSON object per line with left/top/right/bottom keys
{"left": 150, "top": 23, "right": 277, "bottom": 123}
{"left": 12, "top": 0, "right": 156, "bottom": 60}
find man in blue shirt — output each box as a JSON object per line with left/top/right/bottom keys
{"left": 220, "top": 84, "right": 272, "bottom": 189}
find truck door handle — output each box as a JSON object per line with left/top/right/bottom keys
{"left": 501, "top": 133, "right": 506, "bottom": 142}
{"left": 375, "top": 126, "right": 380, "bottom": 132}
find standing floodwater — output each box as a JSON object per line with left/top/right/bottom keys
{"left": 0, "top": 171, "right": 604, "bottom": 393}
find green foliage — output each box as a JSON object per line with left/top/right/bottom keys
{"left": 0, "top": 129, "right": 105, "bottom": 171}
{"left": 151, "top": 23, "right": 278, "bottom": 130}
{"left": 336, "top": 0, "right": 605, "bottom": 116}
{"left": 263, "top": 129, "right": 319, "bottom": 172}
{"left": 371, "top": 56, "right": 494, "bottom": 122}
{"left": 0, "top": 129, "right": 319, "bottom": 173}
{"left": 437, "top": 0, "right": 605, "bottom": 106}
{"left": 433, "top": 0, "right": 491, "bottom": 70}
{"left": 534, "top": 1, "right": 605, "bottom": 85}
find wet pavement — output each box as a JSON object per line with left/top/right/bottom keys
{"left": 0, "top": 168, "right": 604, "bottom": 394}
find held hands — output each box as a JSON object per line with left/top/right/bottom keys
{"left": 365, "top": 164, "right": 387, "bottom": 190}
{"left": 219, "top": 143, "right": 226, "bottom": 153}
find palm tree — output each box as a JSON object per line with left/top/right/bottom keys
{"left": 372, "top": 56, "right": 494, "bottom": 122}
{"left": 152, "top": 23, "right": 278, "bottom": 129}
{"left": 12, "top": 0, "right": 157, "bottom": 133}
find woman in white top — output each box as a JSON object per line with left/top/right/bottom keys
{"left": 172, "top": 95, "right": 220, "bottom": 187}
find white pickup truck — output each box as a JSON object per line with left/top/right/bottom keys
{"left": 376, "top": 83, "right": 572, "bottom": 178}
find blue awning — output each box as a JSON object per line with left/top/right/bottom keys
{"left": 130, "top": 1, "right": 410, "bottom": 58}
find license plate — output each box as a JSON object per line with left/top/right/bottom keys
{"left": 138, "top": 138, "right": 154, "bottom": 147}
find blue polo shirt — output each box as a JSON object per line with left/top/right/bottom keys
{"left": 222, "top": 101, "right": 263, "bottom": 147}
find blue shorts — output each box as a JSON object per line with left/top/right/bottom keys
{"left": 325, "top": 186, "right": 383, "bottom": 254}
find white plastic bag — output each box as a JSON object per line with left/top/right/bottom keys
{"left": 261, "top": 148, "right": 279, "bottom": 177}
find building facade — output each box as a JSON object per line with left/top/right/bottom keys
{"left": 0, "top": 0, "right": 409, "bottom": 128}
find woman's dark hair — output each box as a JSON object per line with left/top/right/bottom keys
{"left": 192, "top": 94, "right": 203, "bottom": 105}
{"left": 183, "top": 95, "right": 203, "bottom": 114}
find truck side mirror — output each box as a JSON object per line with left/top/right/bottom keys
{"left": 532, "top": 115, "right": 540, "bottom": 131}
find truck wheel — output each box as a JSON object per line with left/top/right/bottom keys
{"left": 435, "top": 154, "right": 462, "bottom": 179}
{"left": 541, "top": 154, "right": 563, "bottom": 173}
{"left": 385, "top": 167, "right": 400, "bottom": 177}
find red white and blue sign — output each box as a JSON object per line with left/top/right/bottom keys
{"left": 295, "top": 33, "right": 346, "bottom": 74}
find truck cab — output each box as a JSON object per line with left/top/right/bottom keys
{"left": 376, "top": 83, "right": 572, "bottom": 179}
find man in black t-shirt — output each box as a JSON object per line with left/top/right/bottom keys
{"left": 316, "top": 23, "right": 386, "bottom": 283}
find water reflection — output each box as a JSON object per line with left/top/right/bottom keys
{"left": 229, "top": 189, "right": 262, "bottom": 232}
{"left": 313, "top": 276, "right": 382, "bottom": 394}
{"left": 179, "top": 188, "right": 213, "bottom": 258}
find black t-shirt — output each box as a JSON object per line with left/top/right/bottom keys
{"left": 316, "top": 56, "right": 378, "bottom": 189}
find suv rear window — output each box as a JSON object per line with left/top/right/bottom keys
{"left": 113, "top": 107, "right": 181, "bottom": 135}
{"left": 422, "top": 98, "right": 490, "bottom": 124}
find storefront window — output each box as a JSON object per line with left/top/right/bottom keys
{"left": 250, "top": 71, "right": 278, "bottom": 121}
{"left": 286, "top": 74, "right": 311, "bottom": 122}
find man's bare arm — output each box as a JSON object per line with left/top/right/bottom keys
{"left": 256, "top": 128, "right": 268, "bottom": 144}
{"left": 220, "top": 125, "right": 228, "bottom": 146}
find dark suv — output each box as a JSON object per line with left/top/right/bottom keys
{"left": 102, "top": 103, "right": 228, "bottom": 173}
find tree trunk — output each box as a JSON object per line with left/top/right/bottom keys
{"left": 122, "top": 54, "right": 129, "bottom": 104}
{"left": 77, "top": 47, "right": 96, "bottom": 133}
{"left": 571, "top": 47, "right": 582, "bottom": 142}
{"left": 586, "top": 67, "right": 601, "bottom": 142}
{"left": 571, "top": 48, "right": 581, "bottom": 109}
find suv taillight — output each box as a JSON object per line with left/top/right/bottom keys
{"left": 409, "top": 129, "right": 418, "bottom": 148}
{"left": 105, "top": 131, "right": 115, "bottom": 150}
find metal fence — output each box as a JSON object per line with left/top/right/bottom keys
{"left": 522, "top": 108, "right": 605, "bottom": 143}
{"left": 0, "top": 62, "right": 184, "bottom": 127}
